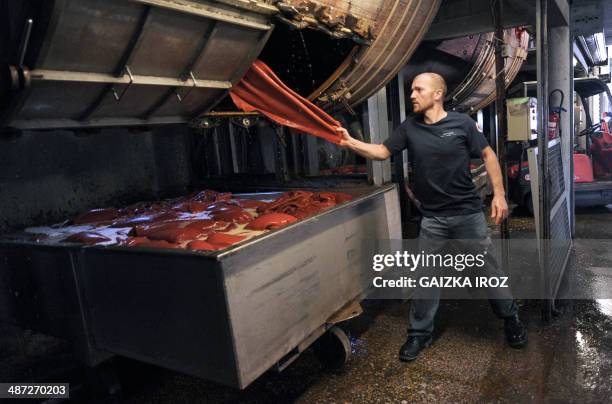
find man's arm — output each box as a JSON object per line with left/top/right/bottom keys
{"left": 335, "top": 127, "right": 391, "bottom": 160}
{"left": 482, "top": 146, "right": 509, "bottom": 224}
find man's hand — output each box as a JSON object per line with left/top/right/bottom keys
{"left": 335, "top": 127, "right": 352, "bottom": 146}
{"left": 490, "top": 195, "right": 509, "bottom": 225}
{"left": 482, "top": 146, "right": 509, "bottom": 225}
{"left": 333, "top": 126, "right": 390, "bottom": 160}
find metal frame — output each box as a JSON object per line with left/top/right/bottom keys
{"left": 527, "top": 139, "right": 572, "bottom": 301}
{"left": 127, "top": 0, "right": 273, "bottom": 30}
{"left": 536, "top": 0, "right": 552, "bottom": 319}
{"left": 3, "top": 0, "right": 275, "bottom": 129}
{"left": 387, "top": 74, "right": 409, "bottom": 237}
{"left": 28, "top": 69, "right": 231, "bottom": 89}
{"left": 493, "top": 0, "right": 510, "bottom": 273}
{"left": 365, "top": 87, "right": 391, "bottom": 186}
{"left": 533, "top": 0, "right": 573, "bottom": 320}
{"left": 10, "top": 116, "right": 205, "bottom": 130}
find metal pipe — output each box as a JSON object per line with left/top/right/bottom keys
{"left": 569, "top": 39, "right": 576, "bottom": 237}
{"left": 536, "top": 0, "right": 552, "bottom": 321}
{"left": 492, "top": 0, "right": 510, "bottom": 277}
{"left": 17, "top": 19, "right": 33, "bottom": 66}
{"left": 387, "top": 76, "right": 407, "bottom": 238}
{"left": 28, "top": 69, "right": 231, "bottom": 89}
{"left": 202, "top": 111, "right": 260, "bottom": 117}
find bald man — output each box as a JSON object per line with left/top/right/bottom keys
{"left": 337, "top": 72, "right": 527, "bottom": 362}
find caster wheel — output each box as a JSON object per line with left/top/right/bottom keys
{"left": 313, "top": 326, "right": 351, "bottom": 369}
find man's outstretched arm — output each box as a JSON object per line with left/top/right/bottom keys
{"left": 336, "top": 127, "right": 391, "bottom": 161}
{"left": 482, "top": 145, "right": 509, "bottom": 224}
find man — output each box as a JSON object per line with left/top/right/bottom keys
{"left": 336, "top": 72, "right": 527, "bottom": 362}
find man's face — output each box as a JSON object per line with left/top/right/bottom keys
{"left": 410, "top": 75, "right": 443, "bottom": 113}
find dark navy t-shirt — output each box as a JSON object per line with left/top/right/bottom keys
{"left": 383, "top": 111, "right": 489, "bottom": 217}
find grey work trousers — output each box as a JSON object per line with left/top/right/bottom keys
{"left": 408, "top": 211, "right": 517, "bottom": 337}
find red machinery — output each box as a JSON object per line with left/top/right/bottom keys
{"left": 509, "top": 77, "right": 612, "bottom": 211}
{"left": 572, "top": 98, "right": 612, "bottom": 207}
{"left": 587, "top": 113, "right": 612, "bottom": 180}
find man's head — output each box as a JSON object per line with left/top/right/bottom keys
{"left": 410, "top": 72, "right": 447, "bottom": 114}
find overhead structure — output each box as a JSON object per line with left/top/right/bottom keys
{"left": 403, "top": 28, "right": 529, "bottom": 114}
{"left": 1, "top": 0, "right": 440, "bottom": 130}
{"left": 0, "top": 0, "right": 277, "bottom": 129}
{"left": 285, "top": 0, "right": 442, "bottom": 111}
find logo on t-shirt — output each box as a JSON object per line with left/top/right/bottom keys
{"left": 440, "top": 131, "right": 458, "bottom": 137}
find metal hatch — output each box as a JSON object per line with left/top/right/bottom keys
{"left": 1, "top": 0, "right": 275, "bottom": 129}
{"left": 1, "top": 0, "right": 443, "bottom": 129}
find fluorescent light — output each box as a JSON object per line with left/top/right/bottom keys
{"left": 595, "top": 32, "right": 607, "bottom": 62}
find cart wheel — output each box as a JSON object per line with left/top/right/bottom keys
{"left": 313, "top": 326, "right": 351, "bottom": 369}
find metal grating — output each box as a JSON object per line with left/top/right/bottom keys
{"left": 549, "top": 142, "right": 565, "bottom": 206}
{"left": 551, "top": 199, "right": 570, "bottom": 241}
{"left": 527, "top": 142, "right": 573, "bottom": 303}
{"left": 550, "top": 198, "right": 571, "bottom": 294}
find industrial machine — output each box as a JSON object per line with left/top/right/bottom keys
{"left": 403, "top": 27, "right": 529, "bottom": 114}
{"left": 0, "top": 0, "right": 424, "bottom": 390}
{"left": 0, "top": 0, "right": 533, "bottom": 391}
{"left": 0, "top": 0, "right": 441, "bottom": 129}
{"left": 572, "top": 79, "right": 612, "bottom": 206}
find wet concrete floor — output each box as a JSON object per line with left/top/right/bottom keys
{"left": 1, "top": 205, "right": 611, "bottom": 403}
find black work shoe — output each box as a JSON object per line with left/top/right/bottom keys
{"left": 504, "top": 313, "right": 527, "bottom": 348}
{"left": 399, "top": 335, "right": 433, "bottom": 362}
